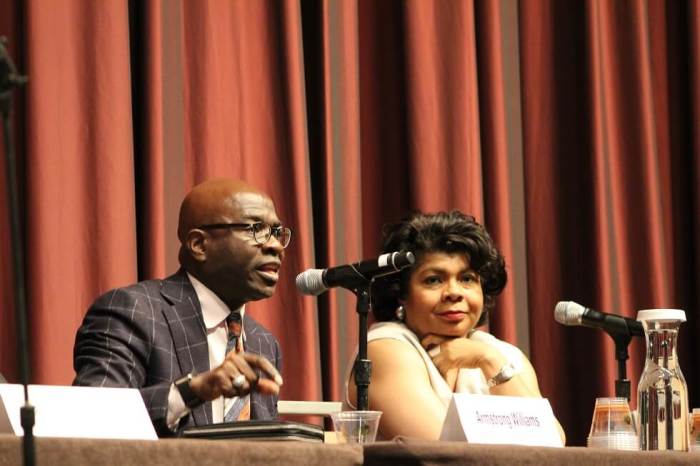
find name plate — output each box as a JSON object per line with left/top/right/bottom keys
{"left": 0, "top": 384, "right": 157, "bottom": 440}
{"left": 439, "top": 394, "right": 562, "bottom": 447}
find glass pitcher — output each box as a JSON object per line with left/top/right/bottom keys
{"left": 637, "top": 309, "right": 689, "bottom": 451}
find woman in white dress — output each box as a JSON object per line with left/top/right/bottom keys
{"left": 346, "top": 210, "right": 565, "bottom": 441}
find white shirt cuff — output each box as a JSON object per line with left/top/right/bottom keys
{"left": 166, "top": 383, "right": 191, "bottom": 431}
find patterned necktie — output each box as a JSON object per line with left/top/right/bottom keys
{"left": 224, "top": 312, "right": 250, "bottom": 421}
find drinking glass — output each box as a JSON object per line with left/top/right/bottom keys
{"left": 587, "top": 397, "right": 639, "bottom": 450}
{"left": 330, "top": 411, "right": 382, "bottom": 444}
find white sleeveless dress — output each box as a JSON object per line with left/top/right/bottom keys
{"left": 344, "top": 321, "right": 526, "bottom": 409}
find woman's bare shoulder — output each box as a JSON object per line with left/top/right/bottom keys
{"left": 368, "top": 338, "right": 428, "bottom": 374}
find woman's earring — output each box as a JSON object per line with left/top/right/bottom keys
{"left": 395, "top": 305, "right": 405, "bottom": 321}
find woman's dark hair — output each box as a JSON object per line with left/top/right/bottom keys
{"left": 372, "top": 210, "right": 507, "bottom": 327}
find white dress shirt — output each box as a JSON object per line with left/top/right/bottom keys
{"left": 166, "top": 273, "right": 246, "bottom": 429}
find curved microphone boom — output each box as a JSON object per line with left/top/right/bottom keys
{"left": 554, "top": 301, "right": 643, "bottom": 337}
{"left": 296, "top": 251, "right": 415, "bottom": 295}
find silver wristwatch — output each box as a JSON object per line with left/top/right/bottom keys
{"left": 487, "top": 363, "right": 516, "bottom": 388}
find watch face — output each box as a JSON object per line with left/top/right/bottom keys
{"left": 489, "top": 363, "right": 516, "bottom": 387}
{"left": 501, "top": 364, "right": 516, "bottom": 380}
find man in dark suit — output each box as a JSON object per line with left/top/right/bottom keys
{"left": 73, "top": 178, "right": 288, "bottom": 435}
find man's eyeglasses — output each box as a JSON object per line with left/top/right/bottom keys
{"left": 198, "top": 222, "right": 292, "bottom": 248}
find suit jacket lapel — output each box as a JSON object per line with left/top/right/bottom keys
{"left": 243, "top": 316, "right": 274, "bottom": 419}
{"left": 243, "top": 316, "right": 258, "bottom": 354}
{"left": 160, "top": 270, "right": 212, "bottom": 425}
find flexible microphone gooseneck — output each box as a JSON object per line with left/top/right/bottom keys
{"left": 295, "top": 250, "right": 415, "bottom": 295}
{"left": 554, "top": 301, "right": 643, "bottom": 337}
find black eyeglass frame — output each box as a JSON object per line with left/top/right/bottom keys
{"left": 198, "top": 222, "right": 292, "bottom": 248}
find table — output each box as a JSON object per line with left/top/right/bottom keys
{"left": 365, "top": 439, "right": 697, "bottom": 466}
{"left": 0, "top": 435, "right": 697, "bottom": 466}
{"left": 0, "top": 436, "right": 362, "bottom": 466}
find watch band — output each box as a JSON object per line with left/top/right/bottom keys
{"left": 175, "top": 373, "right": 203, "bottom": 409}
{"left": 487, "top": 363, "right": 516, "bottom": 388}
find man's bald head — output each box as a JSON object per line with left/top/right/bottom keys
{"left": 176, "top": 178, "right": 285, "bottom": 309}
{"left": 177, "top": 178, "right": 269, "bottom": 243}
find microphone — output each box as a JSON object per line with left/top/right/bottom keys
{"left": 296, "top": 251, "right": 415, "bottom": 295}
{"left": 554, "top": 301, "right": 644, "bottom": 337}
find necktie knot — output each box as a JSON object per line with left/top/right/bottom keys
{"left": 226, "top": 312, "right": 244, "bottom": 354}
{"left": 226, "top": 312, "right": 242, "bottom": 338}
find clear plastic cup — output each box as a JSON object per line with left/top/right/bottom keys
{"left": 330, "top": 411, "right": 382, "bottom": 444}
{"left": 689, "top": 408, "right": 700, "bottom": 452}
{"left": 587, "top": 398, "right": 639, "bottom": 450}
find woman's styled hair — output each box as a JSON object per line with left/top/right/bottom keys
{"left": 371, "top": 210, "right": 507, "bottom": 327}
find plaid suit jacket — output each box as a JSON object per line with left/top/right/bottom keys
{"left": 73, "top": 269, "right": 282, "bottom": 436}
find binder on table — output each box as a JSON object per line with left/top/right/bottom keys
{"left": 179, "top": 420, "right": 324, "bottom": 442}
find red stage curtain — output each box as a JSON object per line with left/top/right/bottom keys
{"left": 0, "top": 0, "right": 698, "bottom": 445}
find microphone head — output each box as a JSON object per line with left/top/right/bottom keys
{"left": 554, "top": 301, "right": 585, "bottom": 326}
{"left": 295, "top": 269, "right": 327, "bottom": 296}
{"left": 391, "top": 251, "right": 415, "bottom": 269}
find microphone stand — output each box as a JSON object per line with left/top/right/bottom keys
{"left": 352, "top": 286, "right": 371, "bottom": 411}
{"left": 0, "top": 36, "right": 33, "bottom": 466}
{"left": 327, "top": 255, "right": 413, "bottom": 412}
{"left": 598, "top": 314, "right": 638, "bottom": 401}
{"left": 611, "top": 333, "right": 632, "bottom": 401}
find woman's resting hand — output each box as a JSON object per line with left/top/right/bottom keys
{"left": 420, "top": 333, "right": 508, "bottom": 383}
